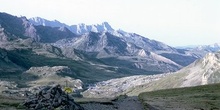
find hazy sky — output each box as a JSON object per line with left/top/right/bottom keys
{"left": 0, "top": 0, "right": 219, "bottom": 46}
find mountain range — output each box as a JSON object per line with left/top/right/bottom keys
{"left": 176, "top": 43, "right": 220, "bottom": 58}
{"left": 29, "top": 16, "right": 200, "bottom": 67}
{"left": 0, "top": 12, "right": 220, "bottom": 98}
{"left": 29, "top": 17, "right": 114, "bottom": 35}
{"left": 0, "top": 12, "right": 198, "bottom": 74}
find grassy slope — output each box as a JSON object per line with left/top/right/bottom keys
{"left": 0, "top": 95, "right": 25, "bottom": 109}
{"left": 4, "top": 48, "right": 154, "bottom": 86}
{"left": 139, "top": 83, "right": 220, "bottom": 110}
{"left": 5, "top": 49, "right": 120, "bottom": 83}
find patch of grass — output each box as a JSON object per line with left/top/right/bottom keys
{"left": 0, "top": 95, "right": 25, "bottom": 109}
{"left": 139, "top": 83, "right": 220, "bottom": 110}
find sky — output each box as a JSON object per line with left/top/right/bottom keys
{"left": 0, "top": 0, "right": 219, "bottom": 46}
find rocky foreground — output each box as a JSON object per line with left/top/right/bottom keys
{"left": 21, "top": 84, "right": 144, "bottom": 110}
{"left": 23, "top": 84, "right": 84, "bottom": 110}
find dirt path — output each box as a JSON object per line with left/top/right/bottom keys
{"left": 81, "top": 96, "right": 144, "bottom": 110}
{"left": 114, "top": 96, "right": 144, "bottom": 110}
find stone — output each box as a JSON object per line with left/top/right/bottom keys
{"left": 23, "top": 84, "right": 84, "bottom": 110}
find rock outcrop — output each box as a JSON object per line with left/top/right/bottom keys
{"left": 23, "top": 84, "right": 84, "bottom": 110}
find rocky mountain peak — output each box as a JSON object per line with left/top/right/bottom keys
{"left": 0, "top": 12, "right": 40, "bottom": 42}
{"left": 99, "top": 21, "right": 114, "bottom": 31}
{"left": 29, "top": 17, "right": 114, "bottom": 34}
{"left": 29, "top": 17, "right": 66, "bottom": 27}
{"left": 211, "top": 43, "right": 220, "bottom": 47}
{"left": 192, "top": 43, "right": 220, "bottom": 52}
{"left": 202, "top": 52, "right": 220, "bottom": 68}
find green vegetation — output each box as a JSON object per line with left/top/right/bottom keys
{"left": 5, "top": 49, "right": 118, "bottom": 83}
{"left": 160, "top": 53, "right": 197, "bottom": 66}
{"left": 7, "top": 48, "right": 161, "bottom": 79}
{"left": 139, "top": 83, "right": 220, "bottom": 110}
{"left": 0, "top": 95, "right": 25, "bottom": 109}
{"left": 3, "top": 48, "right": 155, "bottom": 86}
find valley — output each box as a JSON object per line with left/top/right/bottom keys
{"left": 0, "top": 12, "right": 220, "bottom": 110}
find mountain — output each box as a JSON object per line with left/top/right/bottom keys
{"left": 54, "top": 31, "right": 183, "bottom": 73}
{"left": 190, "top": 43, "right": 220, "bottom": 56}
{"left": 54, "top": 30, "right": 198, "bottom": 72}
{"left": 29, "top": 17, "right": 67, "bottom": 27}
{"left": 29, "top": 17, "right": 114, "bottom": 34}
{"left": 82, "top": 52, "right": 220, "bottom": 98}
{"left": 0, "top": 13, "right": 128, "bottom": 85}
{"left": 200, "top": 43, "right": 220, "bottom": 52}
{"left": 177, "top": 43, "right": 220, "bottom": 52}
{"left": 0, "top": 12, "right": 200, "bottom": 81}
{"left": 176, "top": 43, "right": 220, "bottom": 58}
{"left": 0, "top": 12, "right": 205, "bottom": 97}
{"left": 0, "top": 13, "right": 77, "bottom": 44}
{"left": 29, "top": 17, "right": 198, "bottom": 67}
{"left": 0, "top": 13, "right": 39, "bottom": 41}
{"left": 129, "top": 52, "right": 220, "bottom": 95}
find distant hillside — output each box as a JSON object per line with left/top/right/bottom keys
{"left": 176, "top": 43, "right": 220, "bottom": 58}
{"left": 82, "top": 52, "right": 220, "bottom": 98}
{"left": 128, "top": 52, "right": 220, "bottom": 96}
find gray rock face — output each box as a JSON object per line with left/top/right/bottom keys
{"left": 29, "top": 17, "right": 67, "bottom": 28}
{"left": 29, "top": 16, "right": 198, "bottom": 68}
{"left": 29, "top": 17, "right": 114, "bottom": 35}
{"left": 23, "top": 84, "right": 84, "bottom": 110}
{"left": 54, "top": 31, "right": 183, "bottom": 72}
{"left": 0, "top": 12, "right": 77, "bottom": 44}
